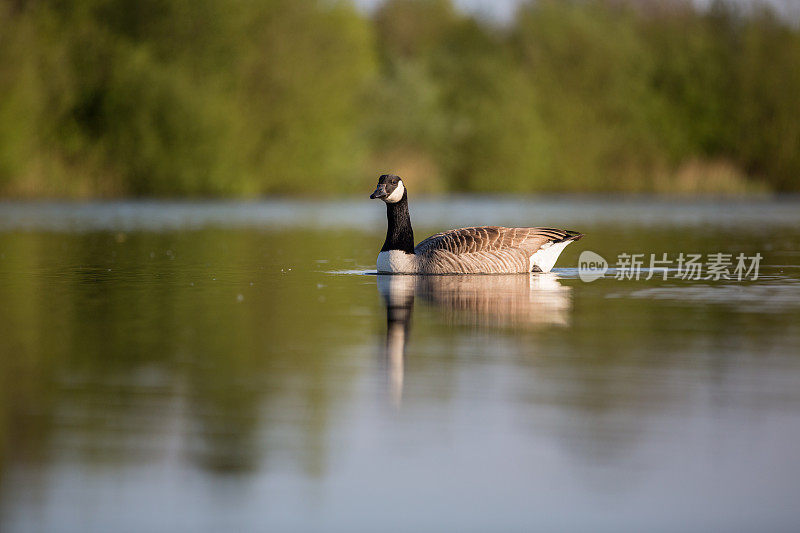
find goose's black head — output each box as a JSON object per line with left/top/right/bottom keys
{"left": 370, "top": 174, "right": 405, "bottom": 203}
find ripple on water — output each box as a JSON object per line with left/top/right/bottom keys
{"left": 326, "top": 269, "right": 377, "bottom": 275}
{"left": 609, "top": 282, "right": 800, "bottom": 312}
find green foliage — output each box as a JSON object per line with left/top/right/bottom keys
{"left": 0, "top": 0, "right": 799, "bottom": 196}
{"left": 0, "top": 0, "right": 374, "bottom": 196}
{"left": 237, "top": 0, "right": 375, "bottom": 194}
{"left": 513, "top": 0, "right": 664, "bottom": 191}
{"left": 734, "top": 9, "right": 800, "bottom": 191}
{"left": 432, "top": 18, "right": 554, "bottom": 191}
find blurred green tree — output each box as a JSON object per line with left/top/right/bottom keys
{"left": 0, "top": 0, "right": 798, "bottom": 196}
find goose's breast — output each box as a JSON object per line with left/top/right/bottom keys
{"left": 377, "top": 250, "right": 419, "bottom": 273}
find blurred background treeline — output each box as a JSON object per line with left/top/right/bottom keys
{"left": 0, "top": 0, "right": 798, "bottom": 197}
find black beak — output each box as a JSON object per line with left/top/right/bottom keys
{"left": 370, "top": 185, "right": 387, "bottom": 199}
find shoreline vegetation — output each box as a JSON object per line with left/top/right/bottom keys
{"left": 1, "top": 0, "right": 798, "bottom": 198}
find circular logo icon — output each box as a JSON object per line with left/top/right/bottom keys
{"left": 578, "top": 250, "right": 608, "bottom": 282}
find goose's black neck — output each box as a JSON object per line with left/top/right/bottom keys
{"left": 381, "top": 192, "right": 415, "bottom": 254}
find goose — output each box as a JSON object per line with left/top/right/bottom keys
{"left": 370, "top": 174, "right": 583, "bottom": 274}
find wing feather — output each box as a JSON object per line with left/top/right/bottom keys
{"left": 414, "top": 226, "right": 582, "bottom": 256}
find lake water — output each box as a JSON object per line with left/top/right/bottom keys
{"left": 1, "top": 197, "right": 799, "bottom": 532}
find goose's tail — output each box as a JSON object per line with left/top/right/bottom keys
{"left": 553, "top": 229, "right": 584, "bottom": 243}
{"left": 530, "top": 228, "right": 584, "bottom": 273}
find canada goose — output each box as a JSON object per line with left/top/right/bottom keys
{"left": 370, "top": 174, "right": 583, "bottom": 274}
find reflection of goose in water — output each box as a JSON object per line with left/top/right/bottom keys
{"left": 377, "top": 273, "right": 572, "bottom": 404}
{"left": 379, "top": 275, "right": 415, "bottom": 406}
{"left": 370, "top": 174, "right": 583, "bottom": 274}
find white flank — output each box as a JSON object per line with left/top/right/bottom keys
{"left": 377, "top": 250, "right": 418, "bottom": 273}
{"left": 384, "top": 180, "right": 405, "bottom": 203}
{"left": 529, "top": 240, "right": 573, "bottom": 273}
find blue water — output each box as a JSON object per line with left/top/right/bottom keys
{"left": 1, "top": 197, "right": 799, "bottom": 532}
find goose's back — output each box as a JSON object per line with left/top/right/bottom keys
{"left": 413, "top": 226, "right": 581, "bottom": 274}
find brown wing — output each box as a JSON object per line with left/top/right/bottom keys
{"left": 414, "top": 226, "right": 582, "bottom": 256}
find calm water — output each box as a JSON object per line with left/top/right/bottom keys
{"left": 1, "top": 197, "right": 799, "bottom": 532}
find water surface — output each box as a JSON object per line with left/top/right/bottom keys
{"left": 1, "top": 197, "right": 799, "bottom": 532}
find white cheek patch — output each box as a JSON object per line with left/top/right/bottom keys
{"left": 384, "top": 180, "right": 405, "bottom": 203}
